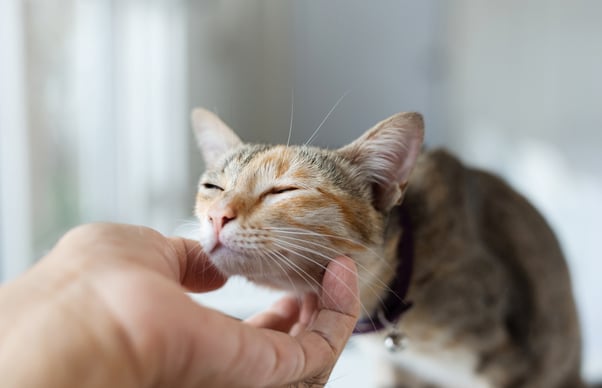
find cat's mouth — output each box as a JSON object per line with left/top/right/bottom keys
{"left": 208, "top": 240, "right": 224, "bottom": 254}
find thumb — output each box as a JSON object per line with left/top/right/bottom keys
{"left": 272, "top": 256, "right": 360, "bottom": 386}
{"left": 304, "top": 256, "right": 360, "bottom": 366}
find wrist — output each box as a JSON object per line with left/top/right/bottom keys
{"left": 0, "top": 270, "right": 140, "bottom": 388}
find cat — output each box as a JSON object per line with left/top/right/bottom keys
{"left": 191, "top": 107, "right": 585, "bottom": 388}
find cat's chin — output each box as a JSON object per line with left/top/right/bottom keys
{"left": 205, "top": 248, "right": 321, "bottom": 293}
{"left": 245, "top": 274, "right": 318, "bottom": 294}
{"left": 205, "top": 247, "right": 249, "bottom": 276}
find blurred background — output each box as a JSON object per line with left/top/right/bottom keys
{"left": 1, "top": 0, "right": 600, "bottom": 385}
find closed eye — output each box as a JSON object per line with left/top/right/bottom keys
{"left": 270, "top": 187, "right": 299, "bottom": 195}
{"left": 202, "top": 182, "right": 224, "bottom": 191}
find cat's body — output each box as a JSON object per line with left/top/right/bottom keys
{"left": 363, "top": 150, "right": 582, "bottom": 388}
{"left": 191, "top": 108, "right": 584, "bottom": 388}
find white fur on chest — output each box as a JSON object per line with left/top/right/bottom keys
{"left": 356, "top": 335, "right": 493, "bottom": 388}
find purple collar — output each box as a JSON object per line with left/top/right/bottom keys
{"left": 353, "top": 205, "right": 414, "bottom": 334}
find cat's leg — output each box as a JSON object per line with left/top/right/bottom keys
{"left": 477, "top": 339, "right": 584, "bottom": 388}
{"left": 476, "top": 343, "right": 531, "bottom": 388}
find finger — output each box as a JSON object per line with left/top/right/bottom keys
{"left": 297, "top": 256, "right": 359, "bottom": 375}
{"left": 317, "top": 256, "right": 359, "bottom": 318}
{"left": 167, "top": 237, "right": 228, "bottom": 292}
{"left": 289, "top": 293, "right": 318, "bottom": 336}
{"left": 245, "top": 296, "right": 301, "bottom": 332}
{"left": 299, "top": 293, "right": 319, "bottom": 325}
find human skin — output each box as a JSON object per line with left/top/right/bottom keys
{"left": 0, "top": 223, "right": 359, "bottom": 388}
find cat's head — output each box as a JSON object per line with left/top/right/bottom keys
{"left": 192, "top": 108, "right": 423, "bottom": 296}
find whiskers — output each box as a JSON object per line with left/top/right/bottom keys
{"left": 174, "top": 219, "right": 201, "bottom": 240}
{"left": 304, "top": 90, "right": 351, "bottom": 146}
{"left": 287, "top": 89, "right": 294, "bottom": 147}
{"left": 263, "top": 226, "right": 398, "bottom": 288}
{"left": 261, "top": 225, "right": 403, "bottom": 332}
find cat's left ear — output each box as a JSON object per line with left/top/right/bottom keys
{"left": 191, "top": 108, "right": 243, "bottom": 170}
{"left": 338, "top": 112, "right": 424, "bottom": 211}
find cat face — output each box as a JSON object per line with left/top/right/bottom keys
{"left": 192, "top": 108, "right": 423, "bottom": 294}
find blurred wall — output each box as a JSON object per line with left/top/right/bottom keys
{"left": 446, "top": 1, "right": 602, "bottom": 173}
{"left": 188, "top": 0, "right": 294, "bottom": 146}
{"left": 188, "top": 0, "right": 444, "bottom": 148}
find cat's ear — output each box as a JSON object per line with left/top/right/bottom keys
{"left": 338, "top": 112, "right": 424, "bottom": 211}
{"left": 191, "top": 108, "right": 242, "bottom": 169}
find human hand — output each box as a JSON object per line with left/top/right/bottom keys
{"left": 0, "top": 223, "right": 359, "bottom": 388}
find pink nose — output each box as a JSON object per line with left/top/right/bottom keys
{"left": 207, "top": 204, "right": 236, "bottom": 234}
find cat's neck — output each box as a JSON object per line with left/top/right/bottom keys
{"left": 358, "top": 207, "right": 406, "bottom": 315}
{"left": 355, "top": 205, "right": 414, "bottom": 332}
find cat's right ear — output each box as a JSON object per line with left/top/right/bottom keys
{"left": 191, "top": 108, "right": 242, "bottom": 170}
{"left": 338, "top": 112, "right": 424, "bottom": 211}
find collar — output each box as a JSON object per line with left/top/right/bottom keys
{"left": 353, "top": 204, "right": 414, "bottom": 334}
